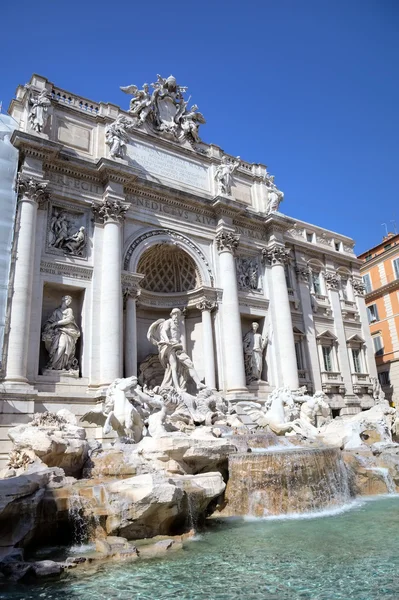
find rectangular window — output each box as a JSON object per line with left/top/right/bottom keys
{"left": 295, "top": 341, "right": 304, "bottom": 370}
{"left": 373, "top": 336, "right": 384, "bottom": 356}
{"left": 367, "top": 304, "right": 379, "bottom": 323}
{"left": 378, "top": 372, "right": 390, "bottom": 386}
{"left": 322, "top": 346, "right": 333, "bottom": 372}
{"left": 362, "top": 273, "right": 372, "bottom": 293}
{"left": 352, "top": 348, "right": 362, "bottom": 373}
{"left": 393, "top": 258, "right": 399, "bottom": 280}
{"left": 335, "top": 242, "right": 341, "bottom": 252}
{"left": 306, "top": 232, "right": 314, "bottom": 243}
{"left": 365, "top": 254, "right": 373, "bottom": 262}
{"left": 311, "top": 272, "right": 322, "bottom": 295}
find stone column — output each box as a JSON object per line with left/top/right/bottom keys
{"left": 196, "top": 299, "right": 217, "bottom": 390}
{"left": 5, "top": 178, "right": 49, "bottom": 386}
{"left": 124, "top": 286, "right": 140, "bottom": 377}
{"left": 353, "top": 279, "right": 378, "bottom": 379}
{"left": 325, "top": 272, "right": 354, "bottom": 396}
{"left": 92, "top": 193, "right": 128, "bottom": 386}
{"left": 216, "top": 230, "right": 247, "bottom": 393}
{"left": 263, "top": 245, "right": 299, "bottom": 389}
{"left": 296, "top": 266, "right": 322, "bottom": 390}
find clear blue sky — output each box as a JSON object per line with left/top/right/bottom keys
{"left": 1, "top": 0, "right": 398, "bottom": 254}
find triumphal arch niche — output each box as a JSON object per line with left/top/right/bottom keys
{"left": 0, "top": 70, "right": 377, "bottom": 461}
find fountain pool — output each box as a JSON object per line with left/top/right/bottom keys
{"left": 1, "top": 496, "right": 399, "bottom": 600}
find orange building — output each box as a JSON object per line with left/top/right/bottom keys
{"left": 358, "top": 233, "right": 399, "bottom": 405}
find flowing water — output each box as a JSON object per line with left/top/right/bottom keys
{"left": 2, "top": 496, "right": 399, "bottom": 600}
{"left": 223, "top": 447, "right": 352, "bottom": 516}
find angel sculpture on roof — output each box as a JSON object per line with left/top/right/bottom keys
{"left": 120, "top": 83, "right": 153, "bottom": 125}
{"left": 179, "top": 105, "right": 206, "bottom": 144}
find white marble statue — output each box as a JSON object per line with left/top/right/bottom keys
{"left": 238, "top": 387, "right": 306, "bottom": 436}
{"left": 81, "top": 376, "right": 144, "bottom": 441}
{"left": 214, "top": 156, "right": 240, "bottom": 196}
{"left": 265, "top": 175, "right": 284, "bottom": 214}
{"left": 41, "top": 296, "right": 80, "bottom": 372}
{"left": 147, "top": 308, "right": 206, "bottom": 393}
{"left": 63, "top": 226, "right": 86, "bottom": 256}
{"left": 371, "top": 377, "right": 386, "bottom": 404}
{"left": 105, "top": 115, "right": 131, "bottom": 160}
{"left": 28, "top": 89, "right": 51, "bottom": 133}
{"left": 51, "top": 212, "right": 69, "bottom": 248}
{"left": 243, "top": 323, "right": 268, "bottom": 384}
{"left": 120, "top": 74, "right": 205, "bottom": 144}
{"left": 179, "top": 105, "right": 206, "bottom": 144}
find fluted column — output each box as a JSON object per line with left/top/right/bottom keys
{"left": 216, "top": 230, "right": 247, "bottom": 393}
{"left": 92, "top": 193, "right": 128, "bottom": 386}
{"left": 6, "top": 178, "right": 49, "bottom": 385}
{"left": 263, "top": 245, "right": 299, "bottom": 389}
{"left": 124, "top": 286, "right": 140, "bottom": 377}
{"left": 196, "top": 298, "right": 217, "bottom": 389}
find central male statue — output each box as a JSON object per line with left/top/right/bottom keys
{"left": 148, "top": 308, "right": 206, "bottom": 392}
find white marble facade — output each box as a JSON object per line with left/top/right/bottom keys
{"left": 0, "top": 74, "right": 377, "bottom": 464}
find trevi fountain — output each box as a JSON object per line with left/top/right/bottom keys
{"left": 0, "top": 73, "right": 399, "bottom": 599}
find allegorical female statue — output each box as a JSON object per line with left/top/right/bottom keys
{"left": 42, "top": 295, "right": 80, "bottom": 372}
{"left": 243, "top": 322, "right": 268, "bottom": 384}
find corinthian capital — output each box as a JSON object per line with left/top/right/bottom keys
{"left": 17, "top": 176, "right": 49, "bottom": 207}
{"left": 195, "top": 298, "right": 216, "bottom": 312}
{"left": 92, "top": 198, "right": 128, "bottom": 223}
{"left": 352, "top": 279, "right": 366, "bottom": 296}
{"left": 262, "top": 245, "right": 290, "bottom": 266}
{"left": 215, "top": 231, "right": 240, "bottom": 254}
{"left": 324, "top": 271, "right": 340, "bottom": 291}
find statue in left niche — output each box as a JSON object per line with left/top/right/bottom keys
{"left": 27, "top": 88, "right": 51, "bottom": 134}
{"left": 42, "top": 295, "right": 80, "bottom": 375}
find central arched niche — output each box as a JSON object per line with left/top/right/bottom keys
{"left": 137, "top": 243, "right": 201, "bottom": 293}
{"left": 135, "top": 242, "right": 205, "bottom": 391}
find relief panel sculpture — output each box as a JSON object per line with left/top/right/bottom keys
{"left": 236, "top": 257, "right": 260, "bottom": 291}
{"left": 47, "top": 205, "right": 87, "bottom": 257}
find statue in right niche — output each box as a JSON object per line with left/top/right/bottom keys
{"left": 42, "top": 295, "right": 80, "bottom": 374}
{"left": 243, "top": 322, "right": 268, "bottom": 384}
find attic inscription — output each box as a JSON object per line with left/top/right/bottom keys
{"left": 48, "top": 173, "right": 101, "bottom": 195}
{"left": 126, "top": 195, "right": 216, "bottom": 226}
{"left": 127, "top": 141, "right": 210, "bottom": 191}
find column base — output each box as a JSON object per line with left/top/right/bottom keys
{"left": 226, "top": 389, "right": 250, "bottom": 402}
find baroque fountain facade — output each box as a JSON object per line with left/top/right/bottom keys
{"left": 0, "top": 72, "right": 399, "bottom": 583}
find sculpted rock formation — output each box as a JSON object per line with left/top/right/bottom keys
{"left": 7, "top": 410, "right": 88, "bottom": 478}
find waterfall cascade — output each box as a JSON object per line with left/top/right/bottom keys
{"left": 223, "top": 446, "right": 352, "bottom": 517}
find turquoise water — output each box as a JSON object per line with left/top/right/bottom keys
{"left": 2, "top": 497, "right": 399, "bottom": 600}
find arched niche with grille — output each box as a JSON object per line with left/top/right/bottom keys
{"left": 137, "top": 243, "right": 201, "bottom": 293}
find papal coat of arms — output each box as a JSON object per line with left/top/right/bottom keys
{"left": 120, "top": 74, "right": 206, "bottom": 146}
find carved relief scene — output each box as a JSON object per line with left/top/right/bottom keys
{"left": 47, "top": 204, "right": 87, "bottom": 257}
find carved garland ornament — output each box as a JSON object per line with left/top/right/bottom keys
{"left": 195, "top": 298, "right": 216, "bottom": 312}
{"left": 18, "top": 176, "right": 49, "bottom": 207}
{"left": 215, "top": 231, "right": 240, "bottom": 254}
{"left": 92, "top": 198, "right": 128, "bottom": 223}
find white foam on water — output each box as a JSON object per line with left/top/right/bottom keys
{"left": 243, "top": 499, "right": 364, "bottom": 521}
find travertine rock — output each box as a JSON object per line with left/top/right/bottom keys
{"left": 8, "top": 410, "right": 88, "bottom": 477}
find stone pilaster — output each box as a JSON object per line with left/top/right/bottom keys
{"left": 92, "top": 187, "right": 128, "bottom": 386}
{"left": 5, "top": 177, "right": 49, "bottom": 388}
{"left": 123, "top": 285, "right": 141, "bottom": 377}
{"left": 196, "top": 298, "right": 217, "bottom": 390}
{"left": 215, "top": 229, "right": 247, "bottom": 394}
{"left": 262, "top": 245, "right": 299, "bottom": 389}
{"left": 325, "top": 271, "right": 354, "bottom": 396}
{"left": 353, "top": 279, "right": 378, "bottom": 379}
{"left": 295, "top": 265, "right": 322, "bottom": 390}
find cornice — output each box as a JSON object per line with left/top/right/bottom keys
{"left": 365, "top": 278, "right": 399, "bottom": 303}
{"left": 11, "top": 130, "right": 62, "bottom": 161}
{"left": 360, "top": 245, "right": 399, "bottom": 271}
